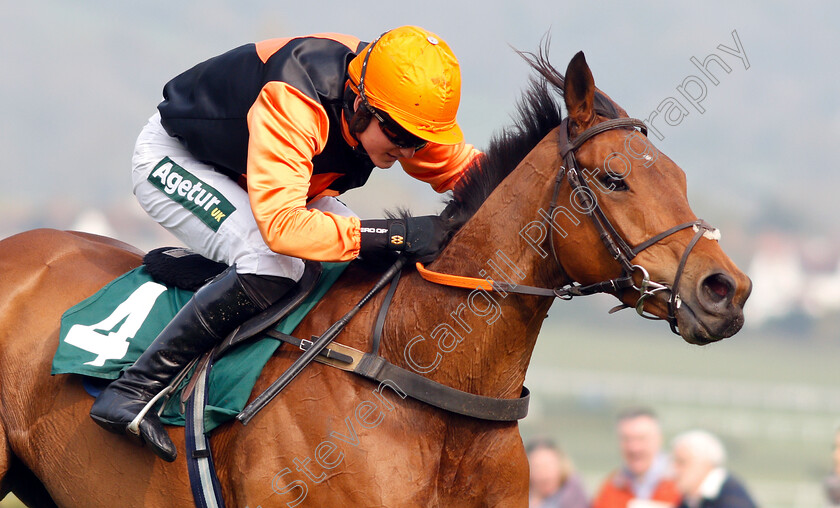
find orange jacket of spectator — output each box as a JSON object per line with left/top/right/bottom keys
{"left": 592, "top": 471, "right": 681, "bottom": 508}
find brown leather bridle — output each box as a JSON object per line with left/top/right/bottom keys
{"left": 415, "top": 116, "right": 719, "bottom": 336}
{"left": 551, "top": 116, "right": 718, "bottom": 335}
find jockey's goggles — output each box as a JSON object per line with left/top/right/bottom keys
{"left": 369, "top": 106, "right": 428, "bottom": 151}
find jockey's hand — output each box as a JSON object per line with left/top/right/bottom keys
{"left": 359, "top": 215, "right": 449, "bottom": 263}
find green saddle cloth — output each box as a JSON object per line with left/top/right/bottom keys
{"left": 52, "top": 263, "right": 348, "bottom": 432}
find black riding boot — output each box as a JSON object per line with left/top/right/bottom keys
{"left": 89, "top": 266, "right": 294, "bottom": 461}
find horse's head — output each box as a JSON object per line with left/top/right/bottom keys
{"left": 548, "top": 52, "right": 751, "bottom": 345}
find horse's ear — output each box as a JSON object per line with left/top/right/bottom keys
{"left": 564, "top": 51, "right": 596, "bottom": 134}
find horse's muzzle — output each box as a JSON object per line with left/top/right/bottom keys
{"left": 677, "top": 271, "right": 752, "bottom": 345}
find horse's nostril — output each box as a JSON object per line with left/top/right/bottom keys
{"left": 702, "top": 273, "right": 734, "bottom": 304}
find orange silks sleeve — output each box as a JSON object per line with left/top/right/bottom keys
{"left": 399, "top": 141, "right": 482, "bottom": 192}
{"left": 247, "top": 82, "right": 361, "bottom": 262}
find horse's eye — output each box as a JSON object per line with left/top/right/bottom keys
{"left": 602, "top": 172, "right": 629, "bottom": 192}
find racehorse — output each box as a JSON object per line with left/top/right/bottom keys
{"left": 0, "top": 48, "right": 750, "bottom": 507}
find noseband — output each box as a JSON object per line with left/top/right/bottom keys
{"left": 551, "top": 116, "right": 717, "bottom": 335}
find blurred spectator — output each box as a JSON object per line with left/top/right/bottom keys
{"left": 670, "top": 429, "right": 756, "bottom": 508}
{"left": 527, "top": 437, "right": 588, "bottom": 508}
{"left": 592, "top": 407, "right": 680, "bottom": 508}
{"left": 824, "top": 425, "right": 840, "bottom": 507}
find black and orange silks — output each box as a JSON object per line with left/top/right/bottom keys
{"left": 158, "top": 33, "right": 480, "bottom": 262}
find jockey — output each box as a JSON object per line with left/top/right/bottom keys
{"left": 90, "top": 26, "right": 481, "bottom": 461}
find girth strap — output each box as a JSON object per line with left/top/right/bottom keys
{"left": 185, "top": 357, "right": 226, "bottom": 508}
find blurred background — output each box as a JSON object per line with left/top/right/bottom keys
{"left": 2, "top": 1, "right": 838, "bottom": 507}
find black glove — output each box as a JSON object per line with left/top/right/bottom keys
{"left": 359, "top": 215, "right": 448, "bottom": 263}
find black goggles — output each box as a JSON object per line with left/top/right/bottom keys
{"left": 357, "top": 32, "right": 429, "bottom": 151}
{"left": 368, "top": 107, "right": 428, "bottom": 150}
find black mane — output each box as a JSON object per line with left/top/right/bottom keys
{"left": 441, "top": 45, "right": 619, "bottom": 235}
{"left": 443, "top": 59, "right": 563, "bottom": 233}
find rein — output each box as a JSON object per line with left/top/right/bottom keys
{"left": 418, "top": 116, "right": 719, "bottom": 335}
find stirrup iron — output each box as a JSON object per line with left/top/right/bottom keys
{"left": 126, "top": 355, "right": 199, "bottom": 435}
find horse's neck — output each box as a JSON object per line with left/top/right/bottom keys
{"left": 390, "top": 140, "right": 567, "bottom": 399}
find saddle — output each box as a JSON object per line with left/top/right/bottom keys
{"left": 144, "top": 246, "right": 325, "bottom": 356}
{"left": 52, "top": 248, "right": 348, "bottom": 430}
{"left": 143, "top": 248, "right": 365, "bottom": 402}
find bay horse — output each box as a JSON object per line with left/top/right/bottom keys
{"left": 0, "top": 49, "right": 750, "bottom": 507}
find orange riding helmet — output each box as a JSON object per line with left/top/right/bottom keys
{"left": 347, "top": 26, "right": 464, "bottom": 145}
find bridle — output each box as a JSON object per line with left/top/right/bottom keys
{"left": 549, "top": 115, "right": 718, "bottom": 335}
{"left": 416, "top": 115, "right": 720, "bottom": 336}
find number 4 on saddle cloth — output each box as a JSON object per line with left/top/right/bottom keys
{"left": 51, "top": 247, "right": 348, "bottom": 432}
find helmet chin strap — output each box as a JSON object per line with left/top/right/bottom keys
{"left": 342, "top": 84, "right": 370, "bottom": 157}
{"left": 355, "top": 32, "right": 387, "bottom": 109}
